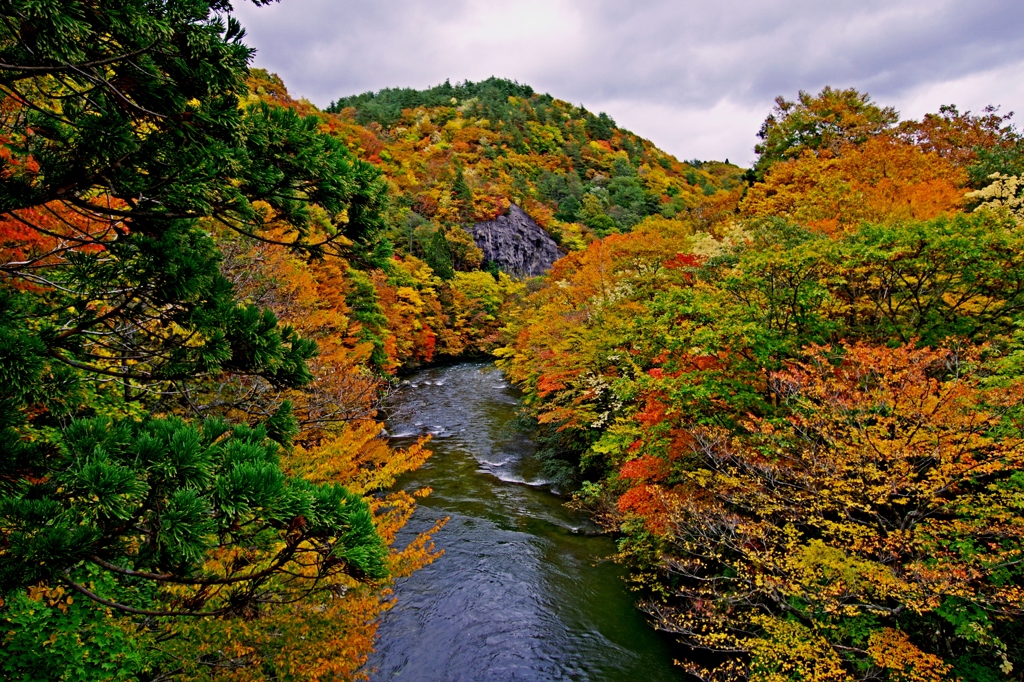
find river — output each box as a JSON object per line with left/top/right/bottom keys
{"left": 366, "top": 362, "right": 683, "bottom": 681}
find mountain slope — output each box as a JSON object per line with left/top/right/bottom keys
{"left": 242, "top": 71, "right": 745, "bottom": 369}
{"left": 325, "top": 76, "right": 743, "bottom": 254}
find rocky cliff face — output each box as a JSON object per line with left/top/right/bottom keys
{"left": 466, "top": 204, "right": 562, "bottom": 278}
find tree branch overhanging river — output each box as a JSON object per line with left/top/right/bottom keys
{"left": 366, "top": 362, "right": 684, "bottom": 681}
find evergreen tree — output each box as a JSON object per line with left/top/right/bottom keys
{"left": 0, "top": 0, "right": 391, "bottom": 673}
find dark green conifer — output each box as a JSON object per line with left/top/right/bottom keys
{"left": 0, "top": 0, "right": 391, "bottom": 673}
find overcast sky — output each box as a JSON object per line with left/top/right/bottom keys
{"left": 231, "top": 0, "right": 1024, "bottom": 167}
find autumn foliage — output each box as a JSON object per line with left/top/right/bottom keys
{"left": 6, "top": 5, "right": 1024, "bottom": 674}
{"left": 741, "top": 137, "right": 967, "bottom": 234}
{"left": 500, "top": 86, "right": 1024, "bottom": 681}
{"left": 644, "top": 343, "right": 1024, "bottom": 680}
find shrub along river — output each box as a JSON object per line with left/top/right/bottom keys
{"left": 366, "top": 362, "right": 683, "bottom": 681}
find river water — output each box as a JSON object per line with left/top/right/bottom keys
{"left": 366, "top": 362, "right": 683, "bottom": 681}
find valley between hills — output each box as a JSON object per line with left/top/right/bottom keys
{"left": 3, "top": 4, "right": 1024, "bottom": 680}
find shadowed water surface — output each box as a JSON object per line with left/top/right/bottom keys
{"left": 367, "top": 362, "right": 682, "bottom": 681}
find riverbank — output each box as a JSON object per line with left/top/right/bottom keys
{"left": 366, "top": 362, "right": 683, "bottom": 681}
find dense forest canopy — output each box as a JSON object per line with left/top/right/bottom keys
{"left": 0, "top": 1, "right": 437, "bottom": 679}
{"left": 327, "top": 77, "right": 543, "bottom": 128}
{"left": 2, "top": 1, "right": 1024, "bottom": 680}
{"left": 498, "top": 87, "right": 1024, "bottom": 682}
{"left": 319, "top": 73, "right": 745, "bottom": 278}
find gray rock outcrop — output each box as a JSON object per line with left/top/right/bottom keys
{"left": 466, "top": 204, "right": 562, "bottom": 278}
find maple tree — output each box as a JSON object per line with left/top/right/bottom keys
{"left": 898, "top": 104, "right": 1024, "bottom": 187}
{"left": 632, "top": 343, "right": 1024, "bottom": 681}
{"left": 742, "top": 89, "right": 1024, "bottom": 236}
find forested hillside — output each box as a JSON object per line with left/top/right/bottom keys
{"left": 0, "top": 2, "right": 445, "bottom": 679}
{"left": 326, "top": 76, "right": 744, "bottom": 248}
{"left": 3, "top": 1, "right": 1024, "bottom": 680}
{"left": 499, "top": 88, "right": 1024, "bottom": 681}
{"left": 244, "top": 69, "right": 745, "bottom": 371}
{"left": 0, "top": 1, "right": 743, "bottom": 678}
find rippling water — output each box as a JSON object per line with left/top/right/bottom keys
{"left": 366, "top": 362, "right": 683, "bottom": 682}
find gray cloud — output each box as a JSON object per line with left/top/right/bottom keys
{"left": 231, "top": 0, "right": 1024, "bottom": 165}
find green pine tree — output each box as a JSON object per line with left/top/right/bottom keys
{"left": 0, "top": 0, "right": 391, "bottom": 675}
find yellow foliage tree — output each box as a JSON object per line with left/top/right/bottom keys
{"left": 640, "top": 343, "right": 1024, "bottom": 680}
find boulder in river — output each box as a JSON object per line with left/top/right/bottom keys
{"left": 465, "top": 203, "right": 562, "bottom": 278}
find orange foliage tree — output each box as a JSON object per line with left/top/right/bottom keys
{"left": 741, "top": 137, "right": 967, "bottom": 234}
{"left": 752, "top": 87, "right": 899, "bottom": 180}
